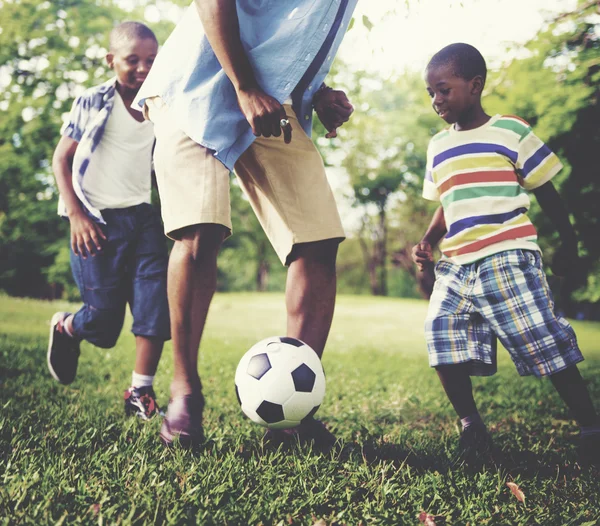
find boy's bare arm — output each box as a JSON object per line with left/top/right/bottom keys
{"left": 532, "top": 181, "right": 578, "bottom": 276}
{"left": 412, "top": 206, "right": 447, "bottom": 271}
{"left": 52, "top": 136, "right": 106, "bottom": 258}
{"left": 195, "top": 0, "right": 290, "bottom": 142}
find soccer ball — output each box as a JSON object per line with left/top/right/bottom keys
{"left": 234, "top": 336, "right": 326, "bottom": 429}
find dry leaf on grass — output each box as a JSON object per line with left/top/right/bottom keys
{"left": 418, "top": 511, "right": 437, "bottom": 526}
{"left": 313, "top": 520, "right": 328, "bottom": 526}
{"left": 506, "top": 481, "right": 526, "bottom": 503}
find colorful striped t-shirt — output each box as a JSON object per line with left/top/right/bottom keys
{"left": 422, "top": 114, "right": 562, "bottom": 265}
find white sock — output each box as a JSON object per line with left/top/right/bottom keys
{"left": 131, "top": 372, "right": 154, "bottom": 389}
{"left": 62, "top": 314, "right": 75, "bottom": 338}
{"left": 580, "top": 424, "right": 600, "bottom": 437}
{"left": 461, "top": 412, "right": 485, "bottom": 430}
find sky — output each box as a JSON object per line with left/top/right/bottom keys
{"left": 339, "top": 0, "right": 578, "bottom": 76}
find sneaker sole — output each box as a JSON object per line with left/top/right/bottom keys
{"left": 159, "top": 421, "right": 203, "bottom": 448}
{"left": 47, "top": 312, "right": 65, "bottom": 384}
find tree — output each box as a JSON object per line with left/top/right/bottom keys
{"left": 485, "top": 0, "right": 600, "bottom": 315}
{"left": 0, "top": 0, "right": 181, "bottom": 298}
{"left": 318, "top": 68, "right": 440, "bottom": 296}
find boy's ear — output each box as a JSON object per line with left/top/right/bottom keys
{"left": 106, "top": 52, "right": 115, "bottom": 69}
{"left": 470, "top": 75, "right": 484, "bottom": 95}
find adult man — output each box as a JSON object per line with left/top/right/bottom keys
{"left": 135, "top": 0, "right": 358, "bottom": 447}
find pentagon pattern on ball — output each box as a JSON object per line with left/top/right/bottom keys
{"left": 247, "top": 353, "right": 271, "bottom": 380}
{"left": 279, "top": 336, "right": 304, "bottom": 347}
{"left": 291, "top": 363, "right": 316, "bottom": 392}
{"left": 235, "top": 384, "right": 242, "bottom": 406}
{"left": 256, "top": 400, "right": 284, "bottom": 424}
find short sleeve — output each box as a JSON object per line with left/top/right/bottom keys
{"left": 422, "top": 140, "right": 440, "bottom": 201}
{"left": 516, "top": 127, "right": 562, "bottom": 191}
{"left": 60, "top": 95, "right": 87, "bottom": 143}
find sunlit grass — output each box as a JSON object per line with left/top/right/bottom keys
{"left": 1, "top": 293, "right": 599, "bottom": 524}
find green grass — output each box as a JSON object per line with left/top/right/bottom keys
{"left": 1, "top": 293, "right": 600, "bottom": 525}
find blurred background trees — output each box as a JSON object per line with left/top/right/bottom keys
{"left": 0, "top": 0, "right": 598, "bottom": 318}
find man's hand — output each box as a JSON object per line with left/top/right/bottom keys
{"left": 237, "top": 87, "right": 292, "bottom": 143}
{"left": 313, "top": 88, "right": 353, "bottom": 138}
{"left": 412, "top": 241, "right": 434, "bottom": 272}
{"left": 69, "top": 211, "right": 107, "bottom": 258}
{"left": 550, "top": 239, "right": 578, "bottom": 277}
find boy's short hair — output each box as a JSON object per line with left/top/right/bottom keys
{"left": 109, "top": 21, "right": 157, "bottom": 51}
{"left": 427, "top": 43, "right": 487, "bottom": 84}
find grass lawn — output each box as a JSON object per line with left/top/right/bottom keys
{"left": 1, "top": 292, "right": 599, "bottom": 525}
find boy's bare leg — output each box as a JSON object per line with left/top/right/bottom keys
{"left": 549, "top": 365, "right": 600, "bottom": 426}
{"left": 134, "top": 336, "right": 163, "bottom": 376}
{"left": 435, "top": 364, "right": 478, "bottom": 419}
{"left": 285, "top": 239, "right": 339, "bottom": 358}
{"left": 168, "top": 224, "right": 228, "bottom": 399}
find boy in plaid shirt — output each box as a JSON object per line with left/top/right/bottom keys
{"left": 413, "top": 43, "right": 599, "bottom": 466}
{"left": 48, "top": 22, "right": 170, "bottom": 420}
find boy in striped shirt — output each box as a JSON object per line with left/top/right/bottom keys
{"left": 412, "top": 43, "right": 599, "bottom": 466}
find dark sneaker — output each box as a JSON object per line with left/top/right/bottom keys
{"left": 160, "top": 394, "right": 205, "bottom": 448}
{"left": 124, "top": 386, "right": 162, "bottom": 420}
{"left": 47, "top": 312, "right": 80, "bottom": 385}
{"left": 578, "top": 433, "right": 600, "bottom": 468}
{"left": 453, "top": 424, "right": 495, "bottom": 467}
{"left": 264, "top": 418, "right": 338, "bottom": 451}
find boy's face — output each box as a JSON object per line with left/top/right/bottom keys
{"left": 425, "top": 64, "right": 481, "bottom": 124}
{"left": 106, "top": 37, "right": 158, "bottom": 93}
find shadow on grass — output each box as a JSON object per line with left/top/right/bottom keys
{"left": 355, "top": 439, "right": 449, "bottom": 472}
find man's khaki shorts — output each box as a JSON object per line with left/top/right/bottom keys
{"left": 146, "top": 97, "right": 345, "bottom": 265}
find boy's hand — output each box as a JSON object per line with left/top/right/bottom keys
{"left": 313, "top": 88, "right": 353, "bottom": 138}
{"left": 412, "top": 241, "right": 434, "bottom": 271}
{"left": 550, "top": 239, "right": 579, "bottom": 277}
{"left": 237, "top": 87, "right": 292, "bottom": 143}
{"left": 69, "top": 211, "right": 107, "bottom": 258}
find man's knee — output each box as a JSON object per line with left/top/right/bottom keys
{"left": 288, "top": 238, "right": 341, "bottom": 268}
{"left": 172, "top": 224, "right": 229, "bottom": 263}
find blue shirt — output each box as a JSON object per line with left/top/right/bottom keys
{"left": 59, "top": 78, "right": 119, "bottom": 223}
{"left": 135, "top": 0, "right": 357, "bottom": 171}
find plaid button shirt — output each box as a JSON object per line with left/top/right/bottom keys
{"left": 58, "top": 78, "right": 119, "bottom": 224}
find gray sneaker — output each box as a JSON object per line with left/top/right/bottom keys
{"left": 124, "top": 386, "right": 163, "bottom": 420}
{"left": 160, "top": 394, "right": 205, "bottom": 448}
{"left": 47, "top": 312, "right": 80, "bottom": 385}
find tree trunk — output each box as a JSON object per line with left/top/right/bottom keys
{"left": 255, "top": 240, "right": 270, "bottom": 292}
{"left": 377, "top": 205, "right": 388, "bottom": 296}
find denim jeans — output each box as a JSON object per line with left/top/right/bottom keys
{"left": 70, "top": 203, "right": 170, "bottom": 347}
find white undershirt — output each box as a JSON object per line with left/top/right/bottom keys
{"left": 82, "top": 92, "right": 155, "bottom": 210}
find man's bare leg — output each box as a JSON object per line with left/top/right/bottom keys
{"left": 167, "top": 224, "right": 228, "bottom": 398}
{"left": 285, "top": 239, "right": 339, "bottom": 358}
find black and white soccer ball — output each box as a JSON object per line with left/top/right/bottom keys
{"left": 234, "top": 336, "right": 326, "bottom": 429}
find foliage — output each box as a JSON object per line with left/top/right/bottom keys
{"left": 319, "top": 67, "right": 441, "bottom": 297}
{"left": 2, "top": 294, "right": 600, "bottom": 524}
{"left": 485, "top": 0, "right": 600, "bottom": 313}
{"left": 1, "top": 0, "right": 599, "bottom": 309}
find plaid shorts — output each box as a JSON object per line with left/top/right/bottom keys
{"left": 425, "top": 249, "right": 583, "bottom": 377}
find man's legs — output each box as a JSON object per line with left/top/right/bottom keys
{"left": 159, "top": 224, "right": 228, "bottom": 447}
{"left": 285, "top": 239, "right": 339, "bottom": 358}
{"left": 167, "top": 224, "right": 227, "bottom": 397}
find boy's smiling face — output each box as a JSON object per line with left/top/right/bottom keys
{"left": 106, "top": 37, "right": 158, "bottom": 94}
{"left": 425, "top": 63, "right": 480, "bottom": 125}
